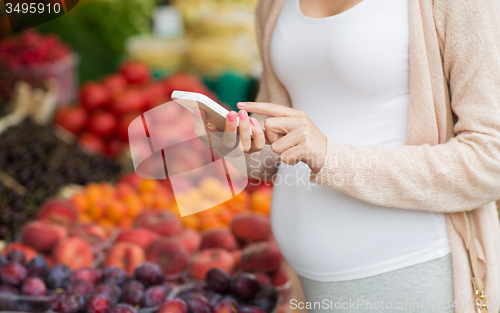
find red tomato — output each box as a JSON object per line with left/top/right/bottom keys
{"left": 109, "top": 89, "right": 146, "bottom": 116}
{"left": 102, "top": 74, "right": 127, "bottom": 94}
{"left": 55, "top": 106, "right": 88, "bottom": 134}
{"left": 80, "top": 82, "right": 110, "bottom": 111}
{"left": 117, "top": 113, "right": 141, "bottom": 142}
{"left": 142, "top": 82, "right": 168, "bottom": 111}
{"left": 104, "top": 140, "right": 124, "bottom": 157}
{"left": 79, "top": 133, "right": 105, "bottom": 155}
{"left": 87, "top": 110, "right": 118, "bottom": 138}
{"left": 119, "top": 61, "right": 150, "bottom": 85}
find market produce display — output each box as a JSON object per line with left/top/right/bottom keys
{"left": 0, "top": 3, "right": 308, "bottom": 310}
{"left": 69, "top": 173, "right": 272, "bottom": 232}
{"left": 35, "top": 0, "right": 158, "bottom": 82}
{"left": 0, "top": 30, "right": 77, "bottom": 104}
{"left": 2, "top": 177, "right": 287, "bottom": 300}
{"left": 0, "top": 119, "right": 122, "bottom": 241}
{"left": 55, "top": 62, "right": 218, "bottom": 158}
{"left": 0, "top": 207, "right": 288, "bottom": 313}
{"left": 0, "top": 236, "right": 284, "bottom": 313}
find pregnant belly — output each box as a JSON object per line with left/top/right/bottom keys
{"left": 270, "top": 163, "right": 449, "bottom": 281}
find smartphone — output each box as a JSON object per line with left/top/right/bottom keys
{"left": 171, "top": 90, "right": 254, "bottom": 134}
{"left": 170, "top": 90, "right": 278, "bottom": 145}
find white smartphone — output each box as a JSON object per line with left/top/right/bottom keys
{"left": 171, "top": 90, "right": 255, "bottom": 134}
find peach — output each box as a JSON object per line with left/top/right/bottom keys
{"left": 240, "top": 242, "right": 282, "bottom": 273}
{"left": 37, "top": 198, "right": 78, "bottom": 225}
{"left": 69, "top": 224, "right": 108, "bottom": 245}
{"left": 200, "top": 229, "right": 238, "bottom": 252}
{"left": 231, "top": 250, "right": 242, "bottom": 269}
{"left": 116, "top": 228, "right": 160, "bottom": 250}
{"left": 2, "top": 243, "right": 38, "bottom": 262}
{"left": 104, "top": 242, "right": 145, "bottom": 275}
{"left": 188, "top": 248, "right": 235, "bottom": 281}
{"left": 146, "top": 238, "right": 188, "bottom": 276}
{"left": 269, "top": 266, "right": 288, "bottom": 287}
{"left": 53, "top": 237, "right": 94, "bottom": 270}
{"left": 135, "top": 211, "right": 182, "bottom": 236}
{"left": 230, "top": 213, "right": 271, "bottom": 242}
{"left": 119, "top": 172, "right": 143, "bottom": 190}
{"left": 253, "top": 272, "right": 272, "bottom": 286}
{"left": 175, "top": 229, "right": 201, "bottom": 254}
{"left": 21, "top": 221, "right": 68, "bottom": 253}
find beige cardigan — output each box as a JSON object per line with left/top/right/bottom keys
{"left": 252, "top": 0, "right": 500, "bottom": 310}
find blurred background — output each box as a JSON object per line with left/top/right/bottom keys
{"left": 0, "top": 2, "right": 309, "bottom": 313}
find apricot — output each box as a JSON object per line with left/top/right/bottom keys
{"left": 88, "top": 201, "right": 107, "bottom": 220}
{"left": 106, "top": 201, "right": 127, "bottom": 223}
{"left": 72, "top": 194, "right": 89, "bottom": 213}
{"left": 251, "top": 190, "right": 271, "bottom": 215}
{"left": 139, "top": 180, "right": 159, "bottom": 194}
{"left": 182, "top": 215, "right": 200, "bottom": 230}
{"left": 227, "top": 191, "right": 250, "bottom": 213}
{"left": 123, "top": 195, "right": 142, "bottom": 218}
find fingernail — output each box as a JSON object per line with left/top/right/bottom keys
{"left": 239, "top": 110, "right": 248, "bottom": 121}
{"left": 228, "top": 112, "right": 236, "bottom": 123}
{"left": 195, "top": 110, "right": 202, "bottom": 117}
{"left": 237, "top": 102, "right": 246, "bottom": 108}
{"left": 250, "top": 117, "right": 258, "bottom": 126}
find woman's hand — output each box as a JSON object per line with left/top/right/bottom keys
{"left": 193, "top": 109, "right": 266, "bottom": 153}
{"left": 238, "top": 102, "right": 327, "bottom": 174}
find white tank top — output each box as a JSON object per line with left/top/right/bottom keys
{"left": 269, "top": 0, "right": 451, "bottom": 281}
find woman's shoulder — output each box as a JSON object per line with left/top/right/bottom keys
{"left": 433, "top": 0, "right": 500, "bottom": 21}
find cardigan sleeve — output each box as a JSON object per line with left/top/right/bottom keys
{"left": 310, "top": 0, "right": 500, "bottom": 213}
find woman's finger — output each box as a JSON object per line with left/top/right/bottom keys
{"left": 238, "top": 110, "right": 252, "bottom": 151}
{"left": 222, "top": 111, "right": 238, "bottom": 149}
{"left": 238, "top": 102, "right": 296, "bottom": 117}
{"left": 249, "top": 117, "right": 265, "bottom": 151}
{"left": 270, "top": 131, "right": 302, "bottom": 154}
{"left": 280, "top": 145, "right": 303, "bottom": 166}
{"left": 264, "top": 117, "right": 302, "bottom": 134}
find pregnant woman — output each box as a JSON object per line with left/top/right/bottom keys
{"left": 197, "top": 0, "right": 500, "bottom": 311}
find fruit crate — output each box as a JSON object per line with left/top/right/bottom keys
{"left": 0, "top": 293, "right": 56, "bottom": 313}
{"left": 3, "top": 53, "right": 79, "bottom": 106}
{"left": 167, "top": 282, "right": 280, "bottom": 313}
{"left": 275, "top": 280, "right": 292, "bottom": 313}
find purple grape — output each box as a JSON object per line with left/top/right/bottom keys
{"left": 205, "top": 269, "right": 231, "bottom": 294}
{"left": 47, "top": 264, "right": 71, "bottom": 289}
{"left": 26, "top": 255, "right": 49, "bottom": 279}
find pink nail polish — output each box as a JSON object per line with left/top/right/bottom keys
{"left": 239, "top": 110, "right": 248, "bottom": 121}
{"left": 250, "top": 117, "right": 258, "bottom": 126}
{"left": 237, "top": 102, "right": 246, "bottom": 108}
{"left": 228, "top": 113, "right": 236, "bottom": 123}
{"left": 195, "top": 110, "right": 202, "bottom": 117}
